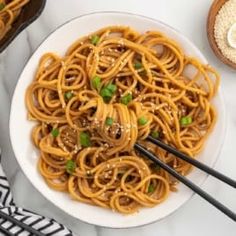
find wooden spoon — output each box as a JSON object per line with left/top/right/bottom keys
{"left": 207, "top": 0, "right": 236, "bottom": 69}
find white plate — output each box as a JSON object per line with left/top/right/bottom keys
{"left": 9, "top": 12, "right": 226, "bottom": 228}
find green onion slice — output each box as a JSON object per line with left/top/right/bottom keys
{"left": 66, "top": 160, "right": 76, "bottom": 174}
{"left": 151, "top": 131, "right": 159, "bottom": 139}
{"left": 100, "top": 83, "right": 117, "bottom": 102}
{"left": 100, "top": 88, "right": 113, "bottom": 102}
{"left": 121, "top": 93, "right": 132, "bottom": 105}
{"left": 91, "top": 75, "right": 101, "bottom": 90}
{"left": 105, "top": 117, "right": 113, "bottom": 126}
{"left": 64, "top": 91, "right": 73, "bottom": 100}
{"left": 134, "top": 61, "right": 143, "bottom": 69}
{"left": 91, "top": 35, "right": 100, "bottom": 45}
{"left": 148, "top": 184, "right": 155, "bottom": 193}
{"left": 180, "top": 116, "right": 192, "bottom": 126}
{"left": 51, "top": 128, "right": 59, "bottom": 138}
{"left": 80, "top": 132, "right": 91, "bottom": 147}
{"left": 138, "top": 116, "right": 148, "bottom": 126}
{"left": 106, "top": 83, "right": 117, "bottom": 93}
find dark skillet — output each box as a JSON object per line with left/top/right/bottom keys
{"left": 0, "top": 0, "right": 46, "bottom": 53}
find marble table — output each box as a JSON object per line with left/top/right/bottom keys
{"left": 0, "top": 0, "right": 236, "bottom": 235}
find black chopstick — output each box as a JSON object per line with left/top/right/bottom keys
{"left": 0, "top": 210, "right": 45, "bottom": 236}
{"left": 147, "top": 135, "right": 236, "bottom": 188}
{"left": 134, "top": 143, "right": 236, "bottom": 222}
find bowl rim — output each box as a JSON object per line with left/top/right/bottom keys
{"left": 9, "top": 11, "right": 226, "bottom": 228}
{"left": 0, "top": 0, "right": 46, "bottom": 53}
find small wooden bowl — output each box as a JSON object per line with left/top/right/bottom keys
{"left": 207, "top": 0, "right": 236, "bottom": 69}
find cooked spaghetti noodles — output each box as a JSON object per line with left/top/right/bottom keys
{"left": 26, "top": 26, "right": 220, "bottom": 214}
{"left": 0, "top": 0, "right": 30, "bottom": 40}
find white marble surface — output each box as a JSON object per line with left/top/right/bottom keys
{"left": 0, "top": 0, "right": 236, "bottom": 235}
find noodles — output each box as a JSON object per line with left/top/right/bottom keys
{"left": 25, "top": 26, "right": 220, "bottom": 214}
{"left": 0, "top": 0, "right": 30, "bottom": 40}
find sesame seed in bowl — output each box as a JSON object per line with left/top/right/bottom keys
{"left": 207, "top": 0, "right": 236, "bottom": 69}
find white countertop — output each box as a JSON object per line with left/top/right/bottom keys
{"left": 0, "top": 0, "right": 236, "bottom": 235}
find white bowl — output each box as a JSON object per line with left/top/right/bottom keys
{"left": 9, "top": 12, "right": 226, "bottom": 228}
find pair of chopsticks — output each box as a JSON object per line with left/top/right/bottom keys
{"left": 0, "top": 210, "right": 45, "bottom": 236}
{"left": 135, "top": 135, "right": 236, "bottom": 222}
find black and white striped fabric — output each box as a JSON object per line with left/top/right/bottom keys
{"left": 0, "top": 166, "right": 74, "bottom": 236}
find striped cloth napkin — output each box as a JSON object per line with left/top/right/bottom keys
{"left": 0, "top": 165, "right": 74, "bottom": 236}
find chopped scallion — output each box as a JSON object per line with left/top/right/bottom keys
{"left": 91, "top": 35, "right": 100, "bottom": 45}
{"left": 106, "top": 83, "right": 117, "bottom": 93}
{"left": 100, "top": 88, "right": 113, "bottom": 102}
{"left": 64, "top": 91, "right": 73, "bottom": 100}
{"left": 151, "top": 131, "right": 159, "bottom": 139}
{"left": 105, "top": 117, "right": 113, "bottom": 126}
{"left": 180, "top": 116, "right": 192, "bottom": 126}
{"left": 100, "top": 83, "right": 116, "bottom": 102}
{"left": 134, "top": 61, "right": 143, "bottom": 69}
{"left": 66, "top": 160, "right": 76, "bottom": 174}
{"left": 91, "top": 75, "right": 101, "bottom": 90}
{"left": 80, "top": 132, "right": 91, "bottom": 147}
{"left": 138, "top": 116, "right": 148, "bottom": 126}
{"left": 148, "top": 184, "right": 155, "bottom": 193}
{"left": 51, "top": 128, "right": 59, "bottom": 138}
{"left": 121, "top": 93, "right": 132, "bottom": 105}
